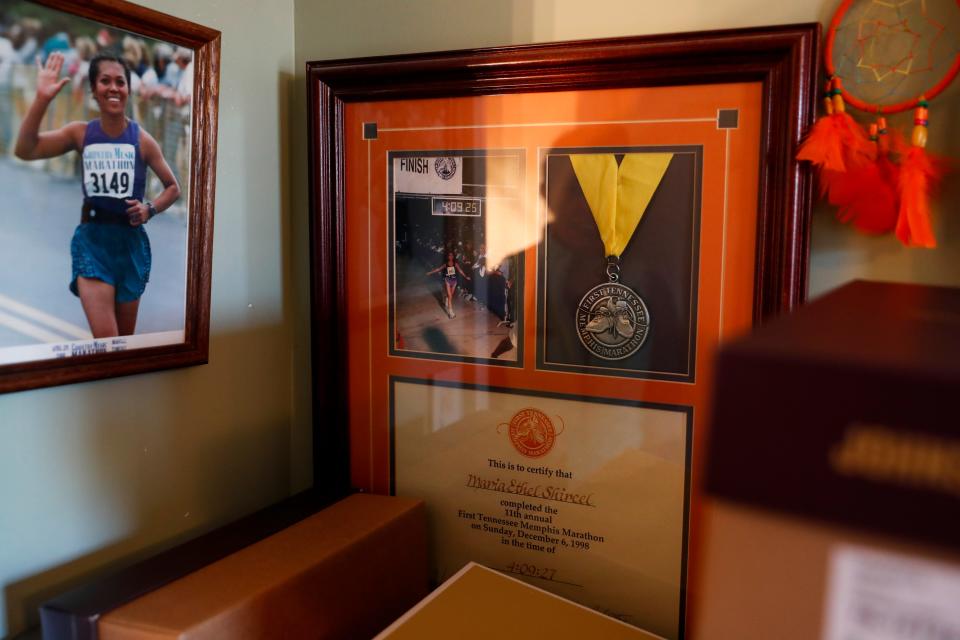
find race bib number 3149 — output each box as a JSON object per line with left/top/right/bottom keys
{"left": 83, "top": 143, "right": 136, "bottom": 198}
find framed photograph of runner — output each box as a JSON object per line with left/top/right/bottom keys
{"left": 307, "top": 24, "right": 818, "bottom": 639}
{"left": 0, "top": 0, "right": 219, "bottom": 393}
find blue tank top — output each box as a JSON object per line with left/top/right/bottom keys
{"left": 81, "top": 120, "right": 146, "bottom": 216}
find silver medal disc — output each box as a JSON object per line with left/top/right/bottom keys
{"left": 575, "top": 282, "right": 650, "bottom": 360}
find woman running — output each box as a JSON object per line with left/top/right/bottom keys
{"left": 15, "top": 51, "right": 180, "bottom": 338}
{"left": 426, "top": 251, "right": 470, "bottom": 318}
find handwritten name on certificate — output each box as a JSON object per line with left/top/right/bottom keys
{"left": 392, "top": 379, "right": 690, "bottom": 640}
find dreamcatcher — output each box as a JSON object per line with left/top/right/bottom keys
{"left": 797, "top": 0, "right": 960, "bottom": 247}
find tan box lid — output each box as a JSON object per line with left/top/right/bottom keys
{"left": 99, "top": 493, "right": 428, "bottom": 640}
{"left": 376, "top": 562, "right": 663, "bottom": 640}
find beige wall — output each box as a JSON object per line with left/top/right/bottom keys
{"left": 0, "top": 1, "right": 296, "bottom": 635}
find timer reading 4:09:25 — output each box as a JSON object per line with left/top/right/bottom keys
{"left": 432, "top": 196, "right": 482, "bottom": 217}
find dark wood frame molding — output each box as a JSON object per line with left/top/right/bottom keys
{"left": 0, "top": 0, "right": 221, "bottom": 393}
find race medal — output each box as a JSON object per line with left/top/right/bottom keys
{"left": 576, "top": 269, "right": 650, "bottom": 361}
{"left": 569, "top": 152, "right": 672, "bottom": 360}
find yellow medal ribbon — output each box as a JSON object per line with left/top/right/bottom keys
{"left": 570, "top": 153, "right": 673, "bottom": 258}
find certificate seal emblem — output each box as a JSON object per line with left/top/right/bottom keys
{"left": 508, "top": 408, "right": 556, "bottom": 458}
{"left": 576, "top": 282, "right": 650, "bottom": 360}
{"left": 434, "top": 157, "right": 457, "bottom": 180}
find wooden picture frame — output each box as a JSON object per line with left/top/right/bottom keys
{"left": 0, "top": 0, "right": 220, "bottom": 393}
{"left": 307, "top": 24, "right": 818, "bottom": 638}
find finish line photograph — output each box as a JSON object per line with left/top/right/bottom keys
{"left": 389, "top": 150, "right": 523, "bottom": 365}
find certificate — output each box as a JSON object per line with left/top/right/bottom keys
{"left": 393, "top": 379, "right": 691, "bottom": 639}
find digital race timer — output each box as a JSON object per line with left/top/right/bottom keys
{"left": 431, "top": 196, "right": 482, "bottom": 217}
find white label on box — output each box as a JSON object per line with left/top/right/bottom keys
{"left": 823, "top": 544, "right": 960, "bottom": 640}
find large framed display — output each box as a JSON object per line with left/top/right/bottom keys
{"left": 308, "top": 24, "right": 818, "bottom": 639}
{"left": 0, "top": 0, "right": 219, "bottom": 393}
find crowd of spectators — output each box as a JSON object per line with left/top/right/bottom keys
{"left": 405, "top": 220, "right": 518, "bottom": 326}
{"left": 0, "top": 15, "right": 192, "bottom": 216}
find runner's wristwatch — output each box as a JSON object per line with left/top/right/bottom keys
{"left": 146, "top": 201, "right": 158, "bottom": 219}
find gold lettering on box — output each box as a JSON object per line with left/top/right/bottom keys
{"left": 830, "top": 423, "right": 960, "bottom": 496}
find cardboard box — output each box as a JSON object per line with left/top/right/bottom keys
{"left": 696, "top": 281, "right": 960, "bottom": 639}
{"left": 97, "top": 493, "right": 428, "bottom": 640}
{"left": 376, "top": 562, "right": 662, "bottom": 639}
{"left": 41, "top": 490, "right": 345, "bottom": 640}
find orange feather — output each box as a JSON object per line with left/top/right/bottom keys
{"left": 830, "top": 154, "right": 899, "bottom": 234}
{"left": 828, "top": 121, "right": 901, "bottom": 235}
{"left": 797, "top": 112, "right": 873, "bottom": 200}
{"left": 797, "top": 114, "right": 848, "bottom": 172}
{"left": 896, "top": 147, "right": 942, "bottom": 248}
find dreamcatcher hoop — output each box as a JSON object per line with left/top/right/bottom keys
{"left": 799, "top": 0, "right": 959, "bottom": 247}
{"left": 825, "top": 0, "right": 960, "bottom": 113}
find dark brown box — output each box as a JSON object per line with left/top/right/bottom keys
{"left": 705, "top": 279, "right": 960, "bottom": 551}
{"left": 694, "top": 280, "right": 960, "bottom": 639}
